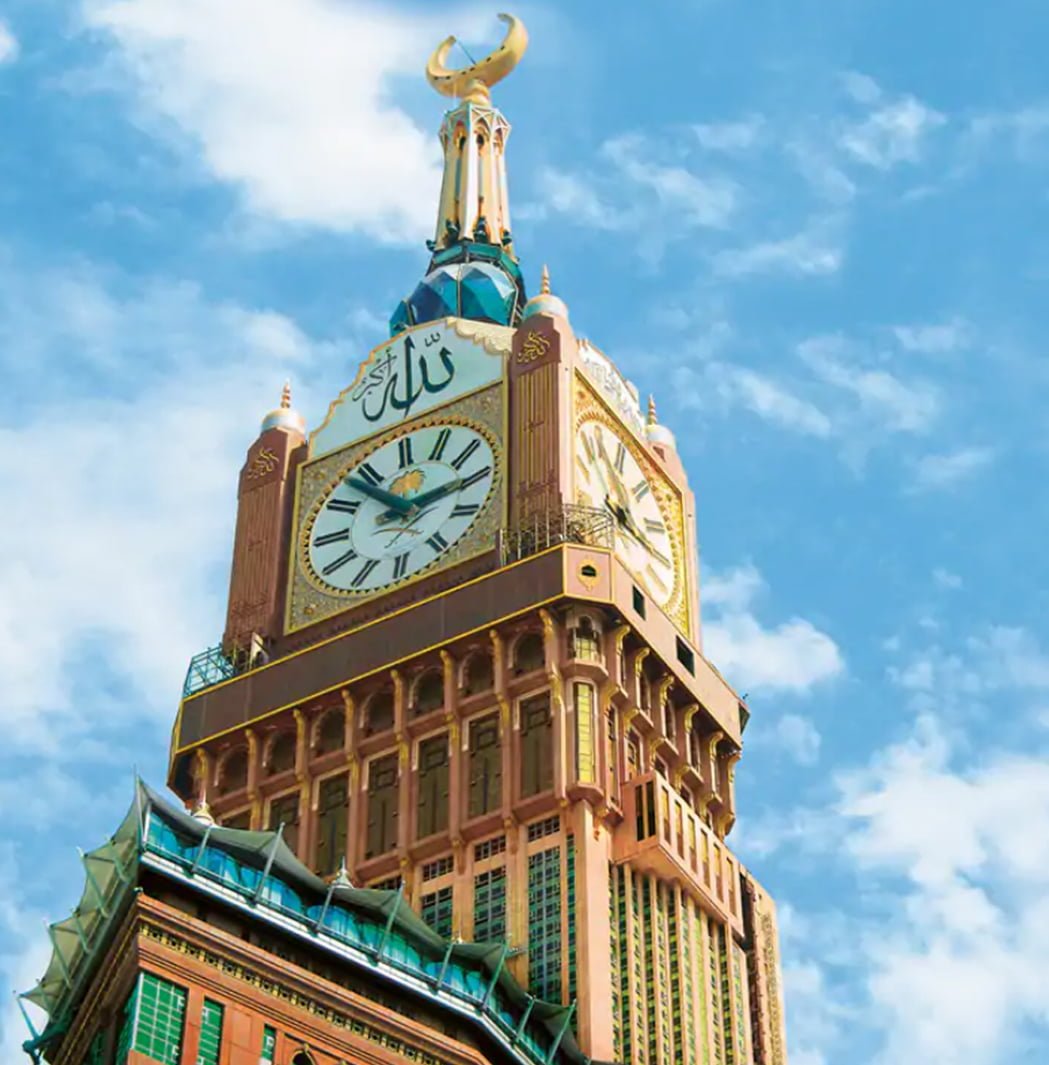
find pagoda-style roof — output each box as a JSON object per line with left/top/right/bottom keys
{"left": 22, "top": 780, "right": 594, "bottom": 1065}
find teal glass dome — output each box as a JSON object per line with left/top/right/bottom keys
{"left": 390, "top": 257, "right": 524, "bottom": 335}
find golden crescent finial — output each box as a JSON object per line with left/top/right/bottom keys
{"left": 426, "top": 13, "right": 528, "bottom": 105}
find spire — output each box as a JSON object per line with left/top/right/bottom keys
{"left": 389, "top": 14, "right": 529, "bottom": 335}
{"left": 522, "top": 261, "right": 568, "bottom": 322}
{"left": 426, "top": 14, "right": 527, "bottom": 257}
{"left": 260, "top": 380, "right": 306, "bottom": 435}
{"left": 647, "top": 394, "right": 658, "bottom": 426}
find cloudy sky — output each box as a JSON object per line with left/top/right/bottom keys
{"left": 3, "top": 1, "right": 1049, "bottom": 1062}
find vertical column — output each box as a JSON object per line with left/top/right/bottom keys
{"left": 567, "top": 803, "right": 615, "bottom": 1061}
{"left": 341, "top": 691, "right": 360, "bottom": 881}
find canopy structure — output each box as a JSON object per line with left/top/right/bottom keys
{"left": 22, "top": 780, "right": 595, "bottom": 1065}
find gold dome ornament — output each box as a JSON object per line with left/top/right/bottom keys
{"left": 261, "top": 380, "right": 306, "bottom": 435}
{"left": 191, "top": 797, "right": 216, "bottom": 826}
{"left": 426, "top": 13, "right": 529, "bottom": 105}
{"left": 521, "top": 264, "right": 569, "bottom": 321}
{"left": 645, "top": 394, "right": 677, "bottom": 450}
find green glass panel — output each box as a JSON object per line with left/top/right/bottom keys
{"left": 527, "top": 846, "right": 562, "bottom": 1002}
{"left": 473, "top": 866, "right": 507, "bottom": 942}
{"left": 196, "top": 999, "right": 223, "bottom": 1065}
{"left": 421, "top": 886, "right": 453, "bottom": 939}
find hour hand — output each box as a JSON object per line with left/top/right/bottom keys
{"left": 376, "top": 476, "right": 462, "bottom": 524}
{"left": 345, "top": 476, "right": 414, "bottom": 514}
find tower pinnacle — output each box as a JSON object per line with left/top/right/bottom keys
{"left": 390, "top": 14, "right": 529, "bottom": 334}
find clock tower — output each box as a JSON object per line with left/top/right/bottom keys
{"left": 23, "top": 14, "right": 788, "bottom": 1065}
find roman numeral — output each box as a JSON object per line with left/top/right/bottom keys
{"left": 645, "top": 564, "right": 669, "bottom": 592}
{"left": 321, "top": 549, "right": 358, "bottom": 576}
{"left": 614, "top": 441, "right": 626, "bottom": 474}
{"left": 426, "top": 531, "right": 449, "bottom": 553}
{"left": 392, "top": 552, "right": 411, "bottom": 580}
{"left": 581, "top": 433, "right": 596, "bottom": 463}
{"left": 357, "top": 462, "right": 383, "bottom": 486}
{"left": 450, "top": 438, "right": 481, "bottom": 471}
{"left": 451, "top": 502, "right": 480, "bottom": 518}
{"left": 576, "top": 457, "right": 592, "bottom": 482}
{"left": 314, "top": 528, "right": 351, "bottom": 547}
{"left": 429, "top": 428, "right": 451, "bottom": 462}
{"left": 459, "top": 465, "right": 491, "bottom": 490}
{"left": 351, "top": 559, "right": 380, "bottom": 587}
{"left": 643, "top": 517, "right": 664, "bottom": 535}
{"left": 632, "top": 479, "right": 651, "bottom": 501}
{"left": 326, "top": 498, "right": 360, "bottom": 515}
{"left": 397, "top": 438, "right": 414, "bottom": 468}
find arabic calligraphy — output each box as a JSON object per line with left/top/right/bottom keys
{"left": 517, "top": 330, "right": 551, "bottom": 364}
{"left": 245, "top": 447, "right": 279, "bottom": 480}
{"left": 350, "top": 331, "right": 454, "bottom": 423}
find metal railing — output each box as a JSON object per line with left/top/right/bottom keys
{"left": 498, "top": 503, "right": 614, "bottom": 565}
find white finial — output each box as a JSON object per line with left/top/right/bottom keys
{"left": 280, "top": 380, "right": 292, "bottom": 409}
{"left": 191, "top": 798, "right": 216, "bottom": 826}
{"left": 540, "top": 263, "right": 551, "bottom": 295}
{"left": 647, "top": 394, "right": 657, "bottom": 426}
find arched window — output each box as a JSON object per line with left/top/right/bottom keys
{"left": 217, "top": 748, "right": 247, "bottom": 794}
{"left": 513, "top": 632, "right": 545, "bottom": 674}
{"left": 364, "top": 689, "right": 394, "bottom": 736}
{"left": 291, "top": 1051, "right": 315, "bottom": 1065}
{"left": 413, "top": 670, "right": 444, "bottom": 716}
{"left": 462, "top": 652, "right": 494, "bottom": 696}
{"left": 266, "top": 732, "right": 296, "bottom": 776}
{"left": 315, "top": 708, "right": 344, "bottom": 755}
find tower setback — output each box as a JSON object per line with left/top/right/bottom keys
{"left": 23, "top": 15, "right": 788, "bottom": 1065}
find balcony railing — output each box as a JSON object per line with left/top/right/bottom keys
{"left": 498, "top": 503, "right": 614, "bottom": 565}
{"left": 616, "top": 771, "right": 741, "bottom": 926}
{"left": 183, "top": 644, "right": 248, "bottom": 698}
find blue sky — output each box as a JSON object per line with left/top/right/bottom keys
{"left": 2, "top": 1, "right": 1049, "bottom": 1062}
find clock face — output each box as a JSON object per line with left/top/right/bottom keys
{"left": 575, "top": 420, "right": 675, "bottom": 607}
{"left": 305, "top": 423, "right": 497, "bottom": 594}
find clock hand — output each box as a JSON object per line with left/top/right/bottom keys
{"left": 345, "top": 476, "right": 415, "bottom": 515}
{"left": 375, "top": 475, "right": 464, "bottom": 523}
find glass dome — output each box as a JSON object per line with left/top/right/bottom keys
{"left": 390, "top": 261, "right": 520, "bottom": 334}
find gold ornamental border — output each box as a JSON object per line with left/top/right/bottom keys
{"left": 286, "top": 385, "right": 506, "bottom": 634}
{"left": 309, "top": 317, "right": 512, "bottom": 458}
{"left": 571, "top": 374, "right": 691, "bottom": 635}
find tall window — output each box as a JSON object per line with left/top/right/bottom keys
{"left": 315, "top": 775, "right": 348, "bottom": 876}
{"left": 196, "top": 999, "right": 223, "bottom": 1065}
{"left": 366, "top": 754, "right": 398, "bottom": 858}
{"left": 527, "top": 847, "right": 562, "bottom": 1001}
{"left": 606, "top": 707, "right": 618, "bottom": 798}
{"left": 116, "top": 972, "right": 186, "bottom": 1065}
{"left": 413, "top": 670, "right": 444, "bottom": 716}
{"left": 417, "top": 735, "right": 450, "bottom": 838}
{"left": 421, "top": 885, "right": 453, "bottom": 938}
{"left": 463, "top": 651, "right": 494, "bottom": 695}
{"left": 365, "top": 690, "right": 394, "bottom": 735}
{"left": 268, "top": 793, "right": 300, "bottom": 854}
{"left": 217, "top": 748, "right": 247, "bottom": 794}
{"left": 575, "top": 682, "right": 595, "bottom": 783}
{"left": 473, "top": 866, "right": 507, "bottom": 942}
{"left": 468, "top": 713, "right": 501, "bottom": 817}
{"left": 520, "top": 694, "right": 553, "bottom": 797}
{"left": 260, "top": 1026, "right": 276, "bottom": 1064}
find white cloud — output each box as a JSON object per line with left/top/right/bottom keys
{"left": 799, "top": 336, "right": 940, "bottom": 434}
{"left": 932, "top": 567, "right": 963, "bottom": 590}
{"left": 714, "top": 223, "right": 843, "bottom": 278}
{"left": 693, "top": 116, "right": 765, "bottom": 153}
{"left": 0, "top": 19, "right": 18, "bottom": 64}
{"left": 840, "top": 94, "right": 946, "bottom": 170}
{"left": 911, "top": 446, "right": 995, "bottom": 491}
{"left": 893, "top": 318, "right": 970, "bottom": 354}
{"left": 602, "top": 133, "right": 738, "bottom": 229}
{"left": 966, "top": 104, "right": 1049, "bottom": 162}
{"left": 773, "top": 713, "right": 822, "bottom": 765}
{"left": 702, "top": 565, "right": 844, "bottom": 694}
{"left": 532, "top": 168, "right": 622, "bottom": 230}
{"left": 840, "top": 71, "right": 882, "bottom": 106}
{"left": 710, "top": 364, "right": 833, "bottom": 437}
{"left": 81, "top": 0, "right": 496, "bottom": 243}
{"left": 0, "top": 256, "right": 341, "bottom": 750}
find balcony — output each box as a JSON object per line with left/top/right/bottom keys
{"left": 614, "top": 772, "right": 743, "bottom": 931}
{"left": 498, "top": 503, "right": 614, "bottom": 565}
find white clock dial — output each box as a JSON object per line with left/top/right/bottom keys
{"left": 575, "top": 420, "right": 675, "bottom": 606}
{"left": 306, "top": 423, "right": 497, "bottom": 594}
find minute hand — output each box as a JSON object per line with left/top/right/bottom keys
{"left": 403, "top": 476, "right": 463, "bottom": 510}
{"left": 345, "top": 476, "right": 414, "bottom": 514}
